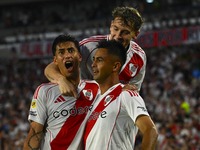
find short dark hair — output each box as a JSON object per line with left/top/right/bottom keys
{"left": 112, "top": 6, "right": 145, "bottom": 32}
{"left": 52, "top": 34, "right": 80, "bottom": 56}
{"left": 97, "top": 39, "right": 127, "bottom": 70}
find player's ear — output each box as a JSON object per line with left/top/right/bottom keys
{"left": 78, "top": 52, "right": 82, "bottom": 62}
{"left": 113, "top": 61, "right": 121, "bottom": 72}
{"left": 53, "top": 56, "right": 58, "bottom": 65}
{"left": 110, "top": 20, "right": 114, "bottom": 31}
{"left": 132, "top": 30, "right": 140, "bottom": 39}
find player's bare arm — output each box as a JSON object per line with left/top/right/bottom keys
{"left": 44, "top": 62, "right": 78, "bottom": 98}
{"left": 136, "top": 115, "right": 158, "bottom": 150}
{"left": 23, "top": 121, "right": 44, "bottom": 150}
{"left": 44, "top": 62, "right": 63, "bottom": 84}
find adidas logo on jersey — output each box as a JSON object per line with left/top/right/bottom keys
{"left": 104, "top": 95, "right": 114, "bottom": 106}
{"left": 55, "top": 96, "right": 66, "bottom": 103}
{"left": 83, "top": 89, "right": 93, "bottom": 101}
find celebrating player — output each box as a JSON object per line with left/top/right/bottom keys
{"left": 44, "top": 6, "right": 146, "bottom": 98}
{"left": 84, "top": 39, "right": 158, "bottom": 150}
{"left": 23, "top": 34, "right": 100, "bottom": 150}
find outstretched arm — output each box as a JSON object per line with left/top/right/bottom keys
{"left": 23, "top": 121, "right": 44, "bottom": 150}
{"left": 44, "top": 62, "right": 78, "bottom": 98}
{"left": 136, "top": 115, "right": 158, "bottom": 150}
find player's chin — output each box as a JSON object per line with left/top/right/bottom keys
{"left": 92, "top": 74, "right": 98, "bottom": 80}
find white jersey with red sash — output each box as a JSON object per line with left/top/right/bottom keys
{"left": 84, "top": 83, "right": 149, "bottom": 150}
{"left": 28, "top": 79, "right": 100, "bottom": 150}
{"left": 79, "top": 35, "right": 146, "bottom": 91}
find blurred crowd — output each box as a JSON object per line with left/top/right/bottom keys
{"left": 0, "top": 42, "right": 199, "bottom": 150}
{"left": 0, "top": 57, "right": 49, "bottom": 150}
{"left": 0, "top": 0, "right": 199, "bottom": 29}
{"left": 1, "top": 0, "right": 200, "bottom": 44}
{"left": 138, "top": 44, "right": 200, "bottom": 150}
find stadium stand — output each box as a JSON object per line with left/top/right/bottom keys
{"left": 0, "top": 0, "right": 200, "bottom": 149}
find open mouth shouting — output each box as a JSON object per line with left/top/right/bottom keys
{"left": 65, "top": 61, "right": 73, "bottom": 71}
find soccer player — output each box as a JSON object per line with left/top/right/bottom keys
{"left": 23, "top": 34, "right": 100, "bottom": 150}
{"left": 84, "top": 39, "right": 158, "bottom": 150}
{"left": 44, "top": 6, "right": 146, "bottom": 98}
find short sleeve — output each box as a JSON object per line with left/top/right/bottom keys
{"left": 121, "top": 90, "right": 149, "bottom": 123}
{"left": 28, "top": 85, "right": 47, "bottom": 125}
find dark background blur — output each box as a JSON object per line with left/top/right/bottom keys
{"left": 0, "top": 0, "right": 200, "bottom": 149}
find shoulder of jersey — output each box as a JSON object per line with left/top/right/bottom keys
{"left": 79, "top": 35, "right": 108, "bottom": 46}
{"left": 81, "top": 79, "right": 98, "bottom": 85}
{"left": 130, "top": 40, "right": 146, "bottom": 56}
{"left": 122, "top": 89, "right": 139, "bottom": 97}
{"left": 33, "top": 82, "right": 58, "bottom": 99}
{"left": 36, "top": 82, "right": 58, "bottom": 92}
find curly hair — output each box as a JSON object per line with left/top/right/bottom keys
{"left": 112, "top": 6, "right": 145, "bottom": 32}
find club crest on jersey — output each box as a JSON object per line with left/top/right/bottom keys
{"left": 129, "top": 63, "right": 138, "bottom": 77}
{"left": 83, "top": 89, "right": 93, "bottom": 101}
{"left": 31, "top": 99, "right": 37, "bottom": 108}
{"left": 104, "top": 95, "right": 114, "bottom": 106}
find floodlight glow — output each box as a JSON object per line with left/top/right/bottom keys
{"left": 146, "top": 0, "right": 154, "bottom": 3}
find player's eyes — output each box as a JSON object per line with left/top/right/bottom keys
{"left": 97, "top": 58, "right": 103, "bottom": 62}
{"left": 68, "top": 49, "right": 75, "bottom": 53}
{"left": 124, "top": 31, "right": 129, "bottom": 35}
{"left": 59, "top": 51, "right": 64, "bottom": 54}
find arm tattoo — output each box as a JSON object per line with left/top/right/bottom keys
{"left": 28, "top": 124, "right": 43, "bottom": 150}
{"left": 46, "top": 74, "right": 54, "bottom": 82}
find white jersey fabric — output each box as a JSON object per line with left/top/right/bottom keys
{"left": 84, "top": 83, "right": 149, "bottom": 150}
{"left": 79, "top": 35, "right": 146, "bottom": 91}
{"left": 28, "top": 79, "right": 100, "bottom": 150}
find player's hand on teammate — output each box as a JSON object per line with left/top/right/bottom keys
{"left": 57, "top": 76, "right": 79, "bottom": 99}
{"left": 122, "top": 84, "right": 139, "bottom": 93}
